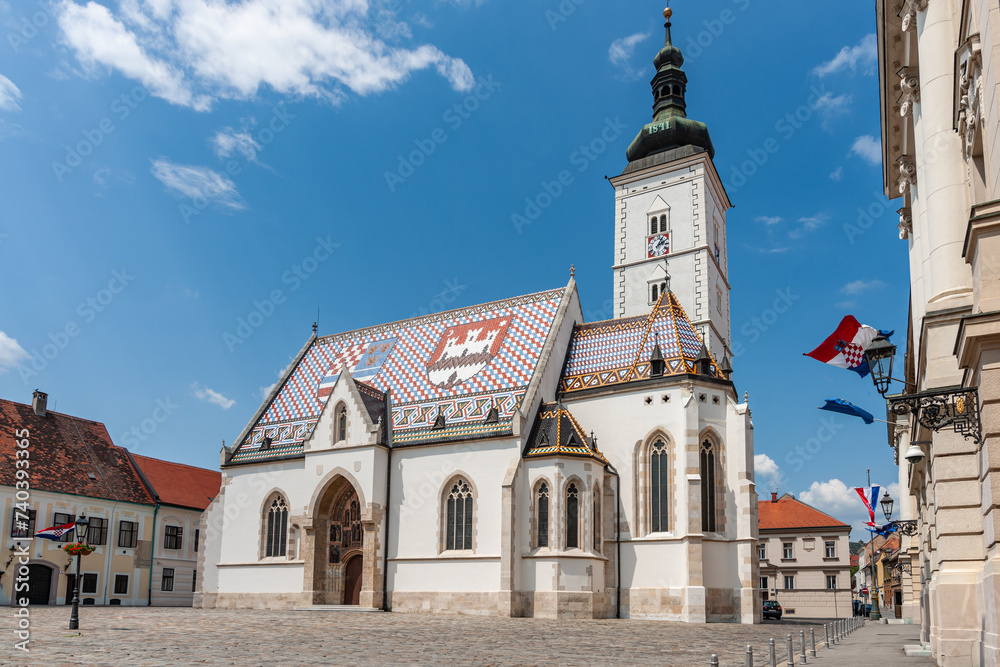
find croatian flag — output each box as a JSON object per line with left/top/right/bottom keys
{"left": 35, "top": 523, "right": 75, "bottom": 541}
{"left": 804, "top": 316, "right": 879, "bottom": 377}
{"left": 854, "top": 485, "right": 881, "bottom": 528}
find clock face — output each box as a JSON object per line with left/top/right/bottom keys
{"left": 647, "top": 234, "right": 670, "bottom": 258}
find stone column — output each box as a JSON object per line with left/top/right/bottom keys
{"left": 683, "top": 388, "right": 706, "bottom": 623}
{"left": 977, "top": 351, "right": 1000, "bottom": 664}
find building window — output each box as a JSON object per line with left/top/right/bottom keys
{"left": 651, "top": 283, "right": 659, "bottom": 303}
{"left": 337, "top": 403, "right": 347, "bottom": 442}
{"left": 760, "top": 576, "right": 768, "bottom": 590}
{"left": 826, "top": 575, "right": 838, "bottom": 590}
{"left": 117, "top": 520, "right": 138, "bottom": 548}
{"left": 825, "top": 540, "right": 836, "bottom": 559}
{"left": 163, "top": 525, "right": 183, "bottom": 550}
{"left": 784, "top": 575, "right": 794, "bottom": 590}
{"left": 10, "top": 508, "right": 36, "bottom": 538}
{"left": 265, "top": 495, "right": 288, "bottom": 558}
{"left": 700, "top": 439, "right": 717, "bottom": 533}
{"left": 53, "top": 512, "right": 74, "bottom": 543}
{"left": 113, "top": 574, "right": 129, "bottom": 595}
{"left": 717, "top": 287, "right": 723, "bottom": 313}
{"left": 593, "top": 484, "right": 602, "bottom": 550}
{"left": 566, "top": 483, "right": 579, "bottom": 549}
{"left": 445, "top": 478, "right": 474, "bottom": 551}
{"left": 651, "top": 439, "right": 669, "bottom": 532}
{"left": 536, "top": 482, "right": 549, "bottom": 548}
{"left": 194, "top": 528, "right": 200, "bottom": 553}
{"left": 758, "top": 543, "right": 766, "bottom": 560}
{"left": 87, "top": 517, "right": 108, "bottom": 545}
{"left": 783, "top": 542, "right": 794, "bottom": 560}
{"left": 81, "top": 573, "right": 98, "bottom": 594}
{"left": 161, "top": 568, "right": 174, "bottom": 592}
{"left": 192, "top": 570, "right": 197, "bottom": 592}
{"left": 650, "top": 214, "right": 668, "bottom": 235}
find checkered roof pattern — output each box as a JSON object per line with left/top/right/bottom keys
{"left": 231, "top": 288, "right": 564, "bottom": 461}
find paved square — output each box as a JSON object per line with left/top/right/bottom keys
{"left": 0, "top": 607, "right": 835, "bottom": 666}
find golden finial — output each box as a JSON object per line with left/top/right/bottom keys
{"left": 570, "top": 265, "right": 576, "bottom": 278}
{"left": 664, "top": 4, "right": 672, "bottom": 20}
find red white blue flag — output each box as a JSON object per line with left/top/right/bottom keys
{"left": 804, "top": 316, "right": 878, "bottom": 377}
{"left": 35, "top": 522, "right": 75, "bottom": 541}
{"left": 854, "top": 485, "right": 882, "bottom": 529}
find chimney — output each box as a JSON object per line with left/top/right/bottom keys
{"left": 771, "top": 492, "right": 778, "bottom": 503}
{"left": 32, "top": 390, "right": 47, "bottom": 417}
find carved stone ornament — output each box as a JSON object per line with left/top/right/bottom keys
{"left": 898, "top": 157, "right": 917, "bottom": 196}
{"left": 900, "top": 69, "right": 920, "bottom": 117}
{"left": 898, "top": 207, "right": 912, "bottom": 240}
{"left": 902, "top": 0, "right": 929, "bottom": 31}
{"left": 958, "top": 48, "right": 983, "bottom": 159}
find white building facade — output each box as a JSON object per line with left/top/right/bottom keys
{"left": 876, "top": 0, "right": 1000, "bottom": 663}
{"left": 199, "top": 9, "right": 760, "bottom": 623}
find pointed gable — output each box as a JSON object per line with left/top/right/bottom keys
{"left": 560, "top": 289, "right": 724, "bottom": 394}
{"left": 524, "top": 403, "right": 609, "bottom": 465}
{"left": 227, "top": 288, "right": 566, "bottom": 464}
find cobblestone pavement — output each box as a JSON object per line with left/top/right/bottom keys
{"left": 0, "top": 607, "right": 841, "bottom": 666}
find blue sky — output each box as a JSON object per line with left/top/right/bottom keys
{"left": 0, "top": 1, "right": 906, "bottom": 538}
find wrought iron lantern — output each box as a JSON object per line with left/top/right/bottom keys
{"left": 864, "top": 334, "right": 897, "bottom": 397}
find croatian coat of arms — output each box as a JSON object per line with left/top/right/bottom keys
{"left": 426, "top": 317, "right": 511, "bottom": 390}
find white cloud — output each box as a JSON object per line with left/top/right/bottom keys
{"left": 0, "top": 331, "right": 30, "bottom": 372}
{"left": 850, "top": 135, "right": 882, "bottom": 165}
{"left": 842, "top": 279, "right": 887, "bottom": 295}
{"left": 799, "top": 214, "right": 827, "bottom": 231}
{"left": 800, "top": 479, "right": 901, "bottom": 534}
{"left": 754, "top": 454, "right": 783, "bottom": 490}
{"left": 151, "top": 159, "right": 244, "bottom": 209}
{"left": 0, "top": 74, "right": 22, "bottom": 111}
{"left": 608, "top": 32, "right": 649, "bottom": 80}
{"left": 756, "top": 216, "right": 783, "bottom": 226}
{"left": 813, "top": 34, "right": 878, "bottom": 77}
{"left": 829, "top": 167, "right": 843, "bottom": 182}
{"left": 211, "top": 128, "right": 261, "bottom": 162}
{"left": 192, "top": 383, "right": 236, "bottom": 410}
{"left": 813, "top": 92, "right": 853, "bottom": 130}
{"left": 56, "top": 0, "right": 475, "bottom": 111}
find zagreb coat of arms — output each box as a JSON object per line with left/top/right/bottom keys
{"left": 426, "top": 317, "right": 511, "bottom": 390}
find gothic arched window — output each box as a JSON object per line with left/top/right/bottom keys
{"left": 264, "top": 494, "right": 288, "bottom": 558}
{"left": 536, "top": 482, "right": 549, "bottom": 548}
{"left": 651, "top": 284, "right": 660, "bottom": 302}
{"left": 659, "top": 214, "right": 668, "bottom": 233}
{"left": 651, "top": 439, "right": 669, "bottom": 532}
{"left": 566, "top": 483, "right": 579, "bottom": 549}
{"left": 593, "top": 483, "right": 601, "bottom": 550}
{"left": 445, "top": 478, "right": 474, "bottom": 551}
{"left": 336, "top": 404, "right": 347, "bottom": 442}
{"left": 701, "top": 439, "right": 718, "bottom": 533}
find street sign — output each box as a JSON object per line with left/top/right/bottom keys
{"left": 860, "top": 587, "right": 869, "bottom": 595}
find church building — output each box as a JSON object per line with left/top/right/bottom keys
{"left": 198, "top": 8, "right": 761, "bottom": 623}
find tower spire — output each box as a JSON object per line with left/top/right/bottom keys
{"left": 623, "top": 5, "right": 715, "bottom": 170}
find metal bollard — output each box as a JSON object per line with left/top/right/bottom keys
{"left": 800, "top": 630, "right": 807, "bottom": 663}
{"left": 810, "top": 628, "right": 816, "bottom": 657}
{"left": 746, "top": 644, "right": 753, "bottom": 667}
{"left": 824, "top": 623, "right": 830, "bottom": 648}
{"left": 769, "top": 638, "right": 777, "bottom": 667}
{"left": 787, "top": 634, "right": 795, "bottom": 665}
{"left": 833, "top": 622, "right": 839, "bottom": 644}
{"left": 709, "top": 654, "right": 719, "bottom": 667}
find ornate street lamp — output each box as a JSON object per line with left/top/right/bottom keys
{"left": 878, "top": 492, "right": 918, "bottom": 537}
{"left": 68, "top": 515, "right": 89, "bottom": 630}
{"left": 864, "top": 337, "right": 982, "bottom": 443}
{"left": 880, "top": 492, "right": 894, "bottom": 523}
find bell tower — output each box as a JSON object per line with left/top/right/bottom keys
{"left": 609, "top": 5, "right": 732, "bottom": 363}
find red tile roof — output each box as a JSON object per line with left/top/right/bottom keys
{"left": 758, "top": 494, "right": 850, "bottom": 531}
{"left": 0, "top": 399, "right": 155, "bottom": 506}
{"left": 130, "top": 454, "right": 221, "bottom": 511}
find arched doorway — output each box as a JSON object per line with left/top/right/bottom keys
{"left": 344, "top": 555, "right": 362, "bottom": 606}
{"left": 27, "top": 564, "right": 52, "bottom": 605}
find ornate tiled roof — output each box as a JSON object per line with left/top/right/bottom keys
{"left": 228, "top": 288, "right": 565, "bottom": 464}
{"left": 560, "top": 289, "right": 723, "bottom": 394}
{"left": 523, "top": 403, "right": 609, "bottom": 465}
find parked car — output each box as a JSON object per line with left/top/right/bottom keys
{"left": 763, "top": 600, "right": 782, "bottom": 620}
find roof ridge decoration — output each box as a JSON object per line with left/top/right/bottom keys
{"left": 560, "top": 289, "right": 724, "bottom": 395}
{"left": 524, "top": 402, "right": 609, "bottom": 465}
